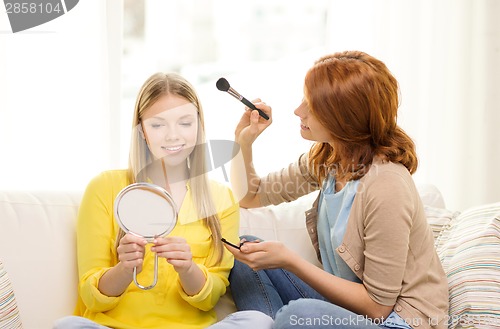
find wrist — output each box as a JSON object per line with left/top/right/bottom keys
{"left": 116, "top": 261, "right": 135, "bottom": 276}
{"left": 235, "top": 135, "right": 254, "bottom": 149}
{"left": 282, "top": 250, "right": 302, "bottom": 272}
{"left": 178, "top": 261, "right": 197, "bottom": 277}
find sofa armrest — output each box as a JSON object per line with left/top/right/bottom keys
{"left": 0, "top": 191, "right": 82, "bottom": 329}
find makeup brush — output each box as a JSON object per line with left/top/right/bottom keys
{"left": 216, "top": 77, "right": 269, "bottom": 120}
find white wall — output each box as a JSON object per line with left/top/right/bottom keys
{"left": 1, "top": 0, "right": 498, "bottom": 211}
{"left": 322, "top": 0, "right": 500, "bottom": 211}
{"left": 0, "top": 0, "right": 122, "bottom": 191}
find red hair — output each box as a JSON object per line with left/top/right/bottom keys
{"left": 305, "top": 51, "right": 418, "bottom": 183}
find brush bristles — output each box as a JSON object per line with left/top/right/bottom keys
{"left": 216, "top": 78, "right": 230, "bottom": 91}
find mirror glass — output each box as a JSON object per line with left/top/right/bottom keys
{"left": 114, "top": 183, "right": 177, "bottom": 241}
{"left": 114, "top": 182, "right": 178, "bottom": 290}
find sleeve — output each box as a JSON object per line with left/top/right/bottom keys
{"left": 76, "top": 172, "right": 123, "bottom": 313}
{"left": 177, "top": 185, "right": 240, "bottom": 311}
{"left": 258, "top": 153, "right": 320, "bottom": 206}
{"left": 361, "top": 169, "right": 417, "bottom": 306}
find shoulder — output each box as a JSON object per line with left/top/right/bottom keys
{"left": 358, "top": 160, "right": 419, "bottom": 205}
{"left": 361, "top": 160, "right": 413, "bottom": 187}
{"left": 298, "top": 152, "right": 316, "bottom": 177}
{"left": 91, "top": 169, "right": 128, "bottom": 182}
{"left": 354, "top": 161, "right": 422, "bottom": 227}
{"left": 207, "top": 179, "right": 239, "bottom": 211}
{"left": 207, "top": 180, "right": 235, "bottom": 200}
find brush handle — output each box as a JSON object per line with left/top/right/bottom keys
{"left": 240, "top": 97, "right": 270, "bottom": 120}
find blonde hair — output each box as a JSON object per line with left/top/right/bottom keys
{"left": 117, "top": 72, "right": 224, "bottom": 264}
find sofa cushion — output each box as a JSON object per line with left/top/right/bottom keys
{"left": 0, "top": 191, "right": 82, "bottom": 329}
{"left": 239, "top": 192, "right": 321, "bottom": 267}
{"left": 418, "top": 183, "right": 447, "bottom": 209}
{"left": 424, "top": 205, "right": 460, "bottom": 251}
{"left": 0, "top": 259, "right": 23, "bottom": 328}
{"left": 436, "top": 202, "right": 500, "bottom": 329}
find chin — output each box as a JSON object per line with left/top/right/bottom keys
{"left": 300, "top": 131, "right": 314, "bottom": 142}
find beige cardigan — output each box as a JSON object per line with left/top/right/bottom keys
{"left": 257, "top": 154, "right": 449, "bottom": 329}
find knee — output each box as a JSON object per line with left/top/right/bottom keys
{"left": 242, "top": 310, "right": 274, "bottom": 326}
{"left": 229, "top": 259, "right": 256, "bottom": 282}
{"left": 274, "top": 299, "right": 327, "bottom": 328}
{"left": 53, "top": 316, "right": 104, "bottom": 329}
{"left": 239, "top": 234, "right": 262, "bottom": 241}
{"left": 274, "top": 299, "right": 309, "bottom": 323}
{"left": 217, "top": 310, "right": 273, "bottom": 329}
{"left": 52, "top": 316, "right": 79, "bottom": 329}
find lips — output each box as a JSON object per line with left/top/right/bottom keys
{"left": 300, "top": 124, "right": 310, "bottom": 130}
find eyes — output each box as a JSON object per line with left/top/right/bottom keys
{"left": 149, "top": 121, "right": 193, "bottom": 129}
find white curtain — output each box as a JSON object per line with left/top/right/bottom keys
{"left": 0, "top": 0, "right": 122, "bottom": 191}
{"left": 325, "top": 0, "right": 500, "bottom": 211}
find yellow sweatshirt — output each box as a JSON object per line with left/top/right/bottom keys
{"left": 74, "top": 170, "right": 239, "bottom": 329}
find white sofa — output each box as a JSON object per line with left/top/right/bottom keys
{"left": 0, "top": 189, "right": 320, "bottom": 329}
{"left": 1, "top": 187, "right": 499, "bottom": 329}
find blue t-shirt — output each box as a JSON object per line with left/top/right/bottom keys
{"left": 317, "top": 175, "right": 360, "bottom": 282}
{"left": 317, "top": 175, "right": 412, "bottom": 329}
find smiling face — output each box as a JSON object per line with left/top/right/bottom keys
{"left": 294, "top": 99, "right": 332, "bottom": 143}
{"left": 141, "top": 94, "right": 199, "bottom": 168}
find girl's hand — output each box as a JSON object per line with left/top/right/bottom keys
{"left": 152, "top": 236, "right": 194, "bottom": 275}
{"left": 117, "top": 233, "right": 148, "bottom": 274}
{"left": 224, "top": 240, "right": 294, "bottom": 271}
{"left": 235, "top": 99, "right": 273, "bottom": 147}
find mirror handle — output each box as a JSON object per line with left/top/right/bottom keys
{"left": 133, "top": 253, "right": 158, "bottom": 290}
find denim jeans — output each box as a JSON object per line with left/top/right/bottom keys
{"left": 53, "top": 311, "right": 273, "bottom": 329}
{"left": 229, "top": 259, "right": 327, "bottom": 319}
{"left": 273, "top": 299, "right": 412, "bottom": 329}
{"left": 229, "top": 261, "right": 412, "bottom": 329}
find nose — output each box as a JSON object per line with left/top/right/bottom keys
{"left": 164, "top": 125, "right": 180, "bottom": 141}
{"left": 294, "top": 101, "right": 306, "bottom": 118}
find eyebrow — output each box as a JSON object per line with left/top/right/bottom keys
{"left": 149, "top": 114, "right": 196, "bottom": 121}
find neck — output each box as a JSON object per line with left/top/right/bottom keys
{"left": 146, "top": 159, "right": 189, "bottom": 191}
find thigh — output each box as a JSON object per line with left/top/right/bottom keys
{"left": 273, "top": 299, "right": 381, "bottom": 329}
{"left": 237, "top": 235, "right": 325, "bottom": 304}
{"left": 229, "top": 260, "right": 284, "bottom": 318}
{"left": 229, "top": 260, "right": 326, "bottom": 319}
{"left": 53, "top": 316, "right": 110, "bottom": 329}
{"left": 265, "top": 268, "right": 326, "bottom": 303}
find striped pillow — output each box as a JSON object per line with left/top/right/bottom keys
{"left": 436, "top": 202, "right": 500, "bottom": 329}
{"left": 0, "top": 260, "right": 23, "bottom": 328}
{"left": 424, "top": 205, "right": 460, "bottom": 249}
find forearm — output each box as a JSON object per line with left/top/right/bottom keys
{"left": 97, "top": 262, "right": 134, "bottom": 297}
{"left": 230, "top": 143, "right": 262, "bottom": 208}
{"left": 178, "top": 262, "right": 207, "bottom": 296}
{"left": 286, "top": 257, "right": 393, "bottom": 320}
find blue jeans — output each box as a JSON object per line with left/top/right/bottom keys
{"left": 53, "top": 311, "right": 273, "bottom": 329}
{"left": 229, "top": 259, "right": 327, "bottom": 319}
{"left": 229, "top": 258, "right": 411, "bottom": 328}
{"left": 274, "top": 299, "right": 412, "bottom": 328}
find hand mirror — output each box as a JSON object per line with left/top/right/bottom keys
{"left": 114, "top": 182, "right": 178, "bottom": 290}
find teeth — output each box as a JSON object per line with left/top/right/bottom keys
{"left": 163, "top": 146, "right": 182, "bottom": 151}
